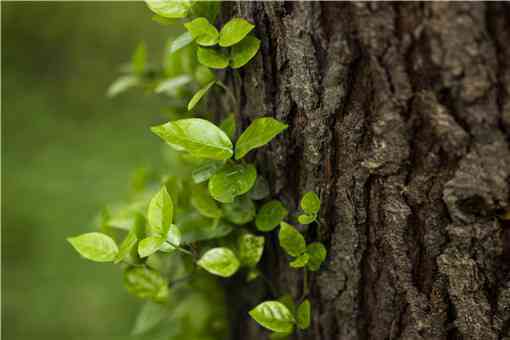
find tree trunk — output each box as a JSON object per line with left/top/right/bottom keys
{"left": 223, "top": 2, "right": 510, "bottom": 339}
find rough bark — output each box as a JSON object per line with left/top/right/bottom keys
{"left": 222, "top": 2, "right": 510, "bottom": 340}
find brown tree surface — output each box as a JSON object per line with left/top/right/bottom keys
{"left": 221, "top": 2, "right": 510, "bottom": 340}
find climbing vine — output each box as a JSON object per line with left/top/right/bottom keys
{"left": 68, "top": 1, "right": 326, "bottom": 338}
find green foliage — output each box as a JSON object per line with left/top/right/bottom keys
{"left": 222, "top": 195, "right": 256, "bottom": 225}
{"left": 185, "top": 17, "right": 219, "bottom": 46}
{"left": 248, "top": 176, "right": 270, "bottom": 200}
{"left": 306, "top": 242, "right": 327, "bottom": 271}
{"left": 191, "top": 185, "right": 223, "bottom": 218}
{"left": 219, "top": 114, "right": 236, "bottom": 140}
{"left": 249, "top": 301, "right": 295, "bottom": 333}
{"left": 145, "top": 0, "right": 192, "bottom": 19}
{"left": 188, "top": 80, "right": 215, "bottom": 111}
{"left": 219, "top": 18, "right": 255, "bottom": 47}
{"left": 208, "top": 163, "right": 257, "bottom": 203}
{"left": 278, "top": 222, "right": 306, "bottom": 257}
{"left": 124, "top": 267, "right": 169, "bottom": 303}
{"left": 235, "top": 117, "right": 288, "bottom": 159}
{"left": 169, "top": 31, "right": 194, "bottom": 54}
{"left": 255, "top": 200, "right": 288, "bottom": 231}
{"left": 296, "top": 299, "right": 311, "bottom": 330}
{"left": 289, "top": 253, "right": 309, "bottom": 268}
{"left": 231, "top": 36, "right": 261, "bottom": 68}
{"left": 298, "top": 191, "right": 320, "bottom": 224}
{"left": 67, "top": 232, "right": 119, "bottom": 262}
{"left": 197, "top": 46, "right": 229, "bottom": 69}
{"left": 239, "top": 233, "right": 265, "bottom": 267}
{"left": 147, "top": 186, "right": 174, "bottom": 237}
{"left": 192, "top": 160, "right": 225, "bottom": 183}
{"left": 138, "top": 236, "right": 166, "bottom": 258}
{"left": 197, "top": 247, "right": 240, "bottom": 277}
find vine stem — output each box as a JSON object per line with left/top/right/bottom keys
{"left": 299, "top": 268, "right": 309, "bottom": 303}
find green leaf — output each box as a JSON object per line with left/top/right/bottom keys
{"left": 208, "top": 163, "right": 257, "bottom": 203}
{"left": 147, "top": 186, "right": 173, "bottom": 237}
{"left": 132, "top": 42, "right": 147, "bottom": 75}
{"left": 179, "top": 214, "right": 233, "bottom": 243}
{"left": 191, "top": 186, "right": 223, "bottom": 218}
{"left": 190, "top": 1, "right": 221, "bottom": 22}
{"left": 306, "top": 242, "right": 327, "bottom": 271}
{"left": 124, "top": 267, "right": 169, "bottom": 303}
{"left": 239, "top": 233, "right": 265, "bottom": 267}
{"left": 115, "top": 220, "right": 144, "bottom": 264}
{"left": 235, "top": 117, "right": 288, "bottom": 160}
{"left": 222, "top": 195, "right": 256, "bottom": 225}
{"left": 155, "top": 75, "right": 192, "bottom": 94}
{"left": 166, "top": 224, "right": 181, "bottom": 246}
{"left": 289, "top": 253, "right": 309, "bottom": 268}
{"left": 255, "top": 200, "right": 288, "bottom": 232}
{"left": 192, "top": 160, "right": 225, "bottom": 183}
{"left": 138, "top": 236, "right": 165, "bottom": 258}
{"left": 184, "top": 17, "right": 219, "bottom": 46}
{"left": 301, "top": 192, "right": 320, "bottom": 215}
{"left": 231, "top": 36, "right": 260, "bottom": 69}
{"left": 151, "top": 118, "right": 233, "bottom": 160}
{"left": 296, "top": 300, "right": 311, "bottom": 330}
{"left": 278, "top": 222, "right": 306, "bottom": 257}
{"left": 131, "top": 302, "right": 167, "bottom": 335}
{"left": 194, "top": 65, "right": 216, "bottom": 86}
{"left": 277, "top": 294, "right": 295, "bottom": 315}
{"left": 248, "top": 175, "right": 270, "bottom": 200}
{"left": 68, "top": 232, "right": 118, "bottom": 262}
{"left": 197, "top": 46, "right": 229, "bottom": 69}
{"left": 197, "top": 247, "right": 240, "bottom": 277}
{"left": 298, "top": 213, "right": 316, "bottom": 225}
{"left": 107, "top": 75, "right": 139, "bottom": 98}
{"left": 219, "top": 18, "right": 255, "bottom": 47}
{"left": 219, "top": 114, "right": 236, "bottom": 140}
{"left": 145, "top": 0, "right": 191, "bottom": 18}
{"left": 168, "top": 31, "right": 193, "bottom": 54}
{"left": 188, "top": 80, "right": 215, "bottom": 111}
{"left": 249, "top": 301, "right": 295, "bottom": 333}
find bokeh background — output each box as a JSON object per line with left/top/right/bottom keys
{"left": 2, "top": 2, "right": 179, "bottom": 338}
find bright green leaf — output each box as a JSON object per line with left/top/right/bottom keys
{"left": 107, "top": 76, "right": 139, "bottom": 98}
{"left": 147, "top": 186, "right": 173, "bottom": 237}
{"left": 166, "top": 224, "right": 181, "bottom": 246}
{"left": 219, "top": 18, "right": 255, "bottom": 47}
{"left": 192, "top": 160, "right": 225, "bottom": 183}
{"left": 197, "top": 247, "right": 240, "bottom": 277}
{"left": 222, "top": 195, "right": 256, "bottom": 225}
{"left": 184, "top": 17, "right": 219, "bottom": 46}
{"left": 298, "top": 213, "right": 316, "bottom": 225}
{"left": 277, "top": 294, "right": 295, "bottom": 315}
{"left": 194, "top": 64, "right": 216, "bottom": 86}
{"left": 231, "top": 36, "right": 260, "bottom": 69}
{"left": 301, "top": 191, "right": 321, "bottom": 215}
{"left": 131, "top": 302, "right": 168, "bottom": 335}
{"left": 115, "top": 219, "right": 145, "bottom": 264}
{"left": 208, "top": 163, "right": 257, "bottom": 203}
{"left": 155, "top": 75, "right": 192, "bottom": 94}
{"left": 296, "top": 299, "right": 311, "bottom": 330}
{"left": 289, "top": 253, "right": 309, "bottom": 268}
{"left": 138, "top": 236, "right": 165, "bottom": 258}
{"left": 159, "top": 242, "right": 177, "bottom": 253}
{"left": 239, "top": 233, "right": 265, "bottom": 267}
{"left": 168, "top": 31, "right": 193, "bottom": 54}
{"left": 68, "top": 232, "right": 118, "bottom": 262}
{"left": 219, "top": 114, "right": 236, "bottom": 140}
{"left": 145, "top": 0, "right": 191, "bottom": 18}
{"left": 249, "top": 301, "right": 295, "bottom": 333}
{"left": 124, "top": 267, "right": 169, "bottom": 303}
{"left": 278, "top": 222, "right": 306, "bottom": 257}
{"left": 151, "top": 118, "right": 233, "bottom": 160}
{"left": 191, "top": 186, "right": 223, "bottom": 218}
{"left": 132, "top": 42, "right": 147, "bottom": 75}
{"left": 188, "top": 80, "right": 215, "bottom": 111}
{"left": 306, "top": 242, "right": 327, "bottom": 271}
{"left": 235, "top": 117, "right": 288, "bottom": 160}
{"left": 197, "top": 46, "right": 229, "bottom": 69}
{"left": 255, "top": 200, "right": 288, "bottom": 232}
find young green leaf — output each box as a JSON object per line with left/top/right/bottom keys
{"left": 298, "top": 213, "right": 316, "bottom": 225}
{"left": 248, "top": 175, "right": 270, "bottom": 200}
{"left": 278, "top": 222, "right": 306, "bottom": 257}
{"left": 159, "top": 242, "right": 177, "bottom": 253}
{"left": 147, "top": 186, "right": 173, "bottom": 237}
{"left": 155, "top": 75, "right": 192, "bottom": 94}
{"left": 197, "top": 46, "right": 229, "bottom": 69}
{"left": 208, "top": 163, "right": 257, "bottom": 203}
{"left": 151, "top": 118, "right": 233, "bottom": 160}
{"left": 131, "top": 302, "right": 167, "bottom": 335}
{"left": 249, "top": 301, "right": 295, "bottom": 333}
{"left": 191, "top": 186, "right": 223, "bottom": 218}
{"left": 107, "top": 75, "right": 139, "bottom": 98}
{"left": 115, "top": 220, "right": 145, "bottom": 264}
{"left": 138, "top": 236, "right": 165, "bottom": 258}
{"left": 222, "top": 195, "right": 256, "bottom": 225}
{"left": 301, "top": 191, "right": 321, "bottom": 215}
{"left": 219, "top": 18, "right": 255, "bottom": 47}
{"left": 188, "top": 80, "right": 215, "bottom": 111}
{"left": 132, "top": 42, "right": 147, "bottom": 75}
{"left": 239, "top": 233, "right": 265, "bottom": 267}
{"left": 194, "top": 64, "right": 216, "bottom": 86}
{"left": 255, "top": 200, "right": 288, "bottom": 232}
{"left": 289, "top": 253, "right": 309, "bottom": 268}
{"left": 166, "top": 224, "right": 181, "bottom": 246}
{"left": 306, "top": 242, "right": 327, "bottom": 271}
{"left": 192, "top": 160, "right": 225, "bottom": 183}
{"left": 231, "top": 36, "right": 261, "bottom": 69}
{"left": 68, "top": 232, "right": 118, "bottom": 262}
{"left": 219, "top": 114, "right": 236, "bottom": 140}
{"left": 235, "top": 117, "right": 288, "bottom": 160}
{"left": 277, "top": 294, "right": 295, "bottom": 315}
{"left": 197, "top": 247, "right": 240, "bottom": 277}
{"left": 184, "top": 17, "right": 219, "bottom": 46}
{"left": 296, "top": 299, "right": 311, "bottom": 330}
{"left": 145, "top": 0, "right": 191, "bottom": 19}
{"left": 124, "top": 267, "right": 169, "bottom": 303}
{"left": 168, "top": 31, "right": 193, "bottom": 54}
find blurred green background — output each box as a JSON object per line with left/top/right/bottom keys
{"left": 2, "top": 2, "right": 178, "bottom": 338}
